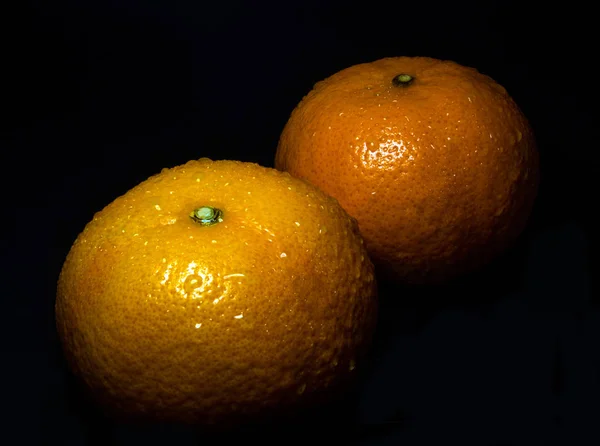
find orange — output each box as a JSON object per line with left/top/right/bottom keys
{"left": 275, "top": 56, "right": 540, "bottom": 283}
{"left": 55, "top": 158, "right": 377, "bottom": 426}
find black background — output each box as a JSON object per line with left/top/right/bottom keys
{"left": 3, "top": 0, "right": 598, "bottom": 444}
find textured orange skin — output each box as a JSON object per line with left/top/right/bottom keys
{"left": 56, "top": 159, "right": 377, "bottom": 426}
{"left": 276, "top": 57, "right": 540, "bottom": 283}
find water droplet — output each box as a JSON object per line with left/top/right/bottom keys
{"left": 280, "top": 252, "right": 287, "bottom": 258}
{"left": 154, "top": 204, "right": 162, "bottom": 211}
{"left": 195, "top": 323, "right": 202, "bottom": 329}
{"left": 234, "top": 313, "right": 244, "bottom": 319}
{"left": 183, "top": 274, "right": 204, "bottom": 295}
{"left": 160, "top": 216, "right": 177, "bottom": 225}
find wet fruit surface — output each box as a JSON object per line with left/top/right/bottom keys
{"left": 276, "top": 56, "right": 539, "bottom": 283}
{"left": 56, "top": 158, "right": 378, "bottom": 425}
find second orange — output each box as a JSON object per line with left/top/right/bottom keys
{"left": 276, "top": 57, "right": 539, "bottom": 284}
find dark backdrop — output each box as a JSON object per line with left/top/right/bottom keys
{"left": 3, "top": 1, "right": 598, "bottom": 445}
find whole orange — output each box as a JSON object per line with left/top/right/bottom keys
{"left": 275, "top": 57, "right": 539, "bottom": 283}
{"left": 55, "top": 158, "right": 377, "bottom": 426}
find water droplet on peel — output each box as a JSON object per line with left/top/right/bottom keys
{"left": 195, "top": 323, "right": 202, "bottom": 329}
{"left": 184, "top": 274, "right": 204, "bottom": 295}
{"left": 280, "top": 252, "right": 287, "bottom": 258}
{"left": 234, "top": 313, "right": 244, "bottom": 319}
{"left": 160, "top": 216, "right": 177, "bottom": 225}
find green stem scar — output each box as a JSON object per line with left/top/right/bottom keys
{"left": 189, "top": 206, "right": 223, "bottom": 226}
{"left": 392, "top": 74, "right": 414, "bottom": 87}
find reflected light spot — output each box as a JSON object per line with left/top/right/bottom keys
{"left": 160, "top": 261, "right": 177, "bottom": 285}
{"left": 360, "top": 140, "right": 415, "bottom": 168}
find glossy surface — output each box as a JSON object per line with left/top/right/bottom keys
{"left": 276, "top": 57, "right": 540, "bottom": 283}
{"left": 55, "top": 159, "right": 377, "bottom": 425}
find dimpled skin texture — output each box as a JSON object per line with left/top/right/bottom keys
{"left": 56, "top": 159, "right": 377, "bottom": 426}
{"left": 276, "top": 57, "right": 540, "bottom": 283}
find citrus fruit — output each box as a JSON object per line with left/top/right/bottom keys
{"left": 55, "top": 158, "right": 377, "bottom": 426}
{"left": 275, "top": 56, "right": 539, "bottom": 283}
